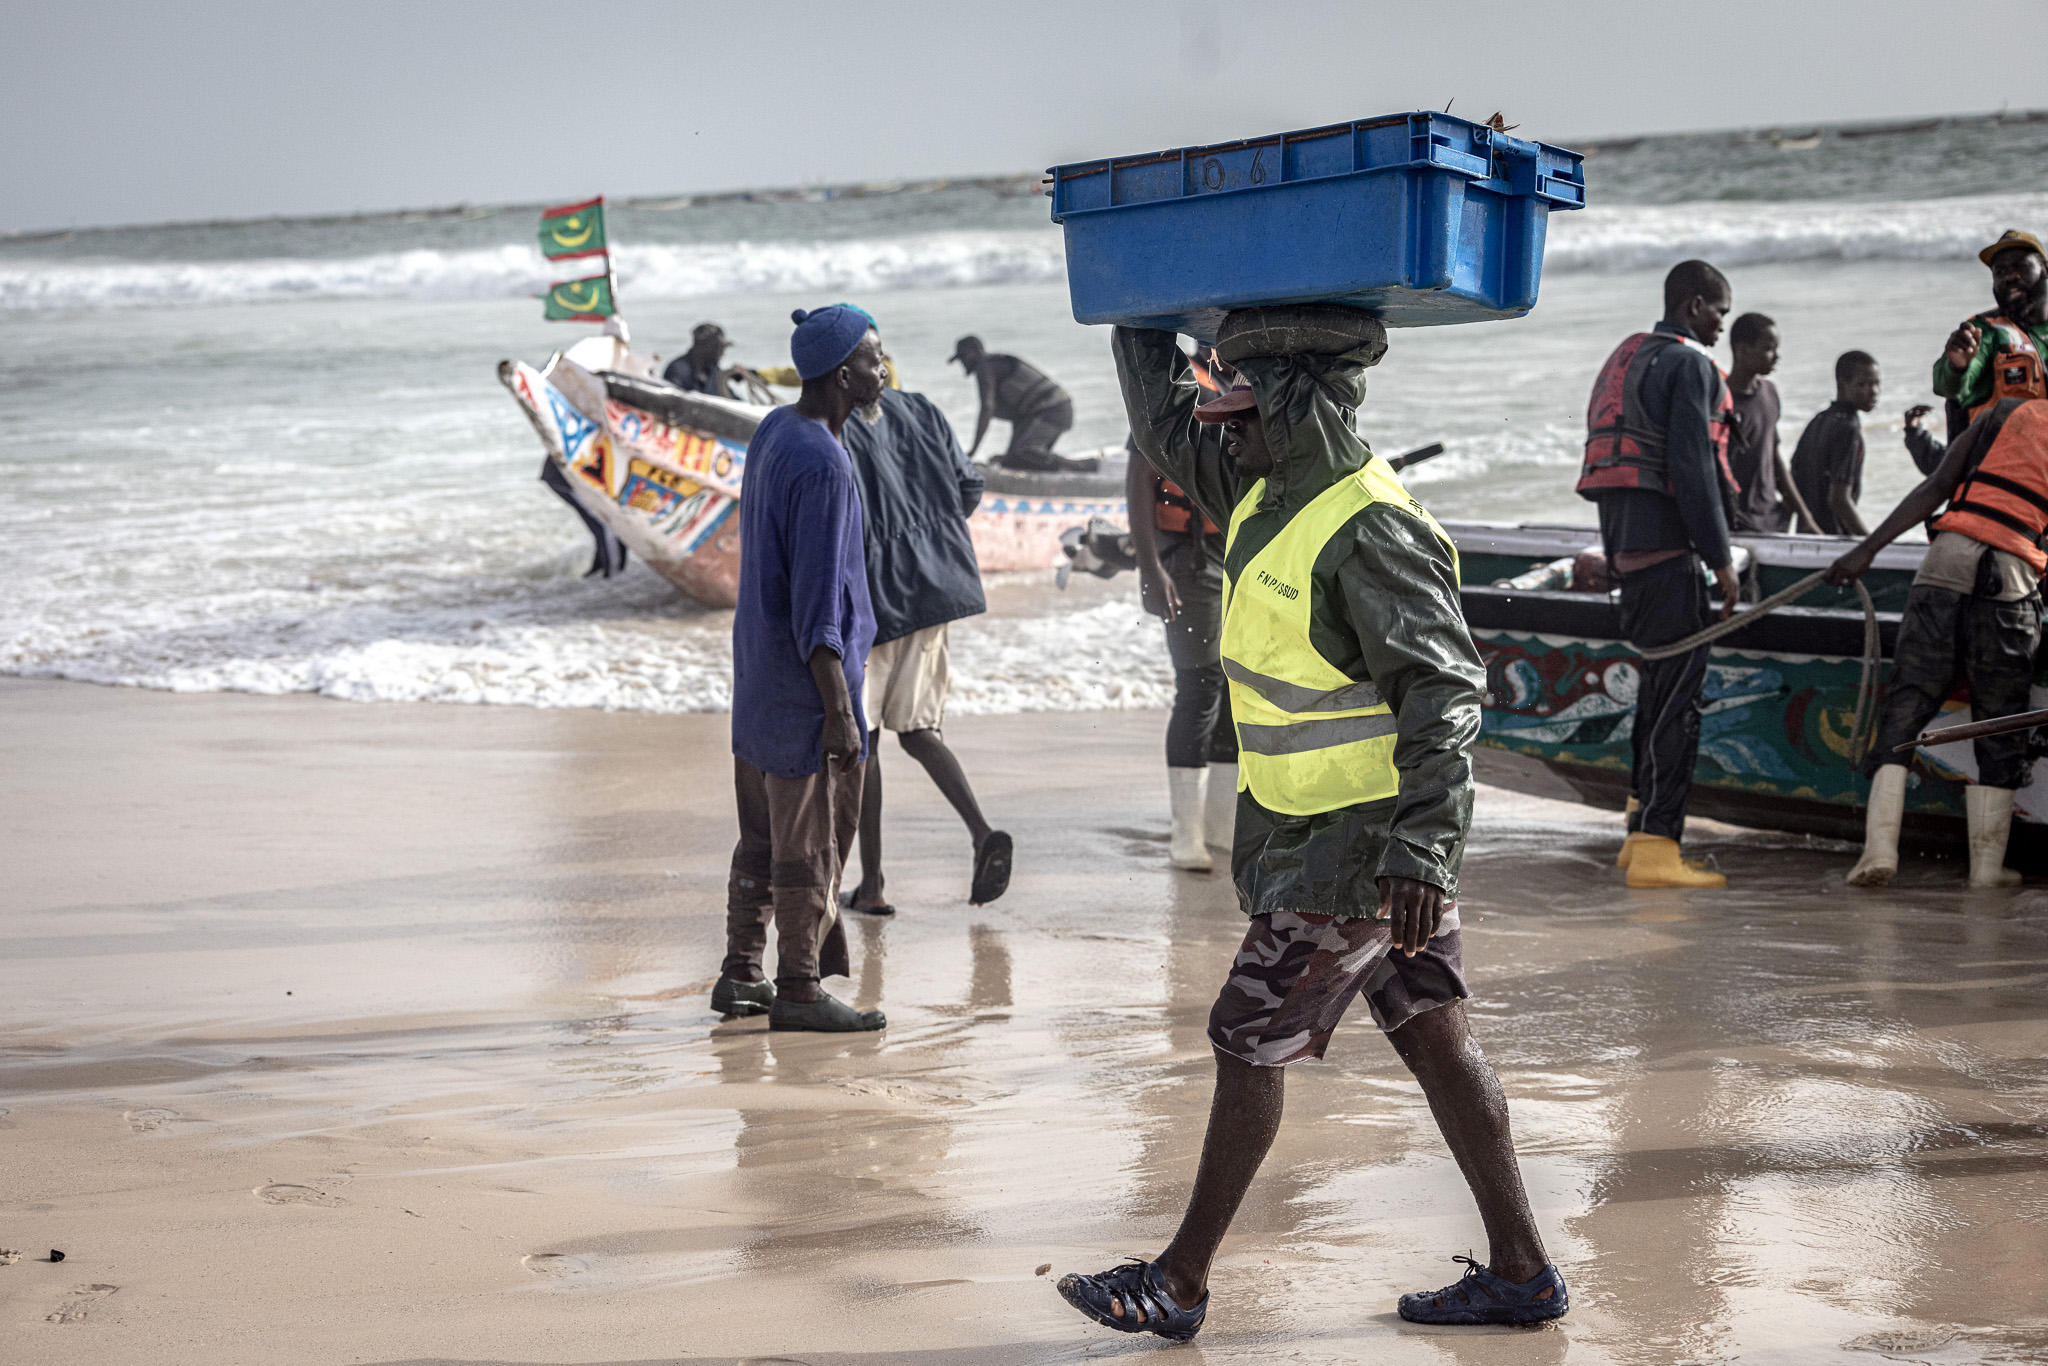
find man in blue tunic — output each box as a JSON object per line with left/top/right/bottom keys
{"left": 712, "top": 305, "right": 890, "bottom": 1032}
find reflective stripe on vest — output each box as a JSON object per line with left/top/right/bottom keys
{"left": 1219, "top": 459, "right": 1458, "bottom": 817}
{"left": 1966, "top": 315, "right": 2047, "bottom": 423}
{"left": 1932, "top": 398, "right": 2048, "bottom": 575}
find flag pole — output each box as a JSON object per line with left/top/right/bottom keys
{"left": 600, "top": 195, "right": 619, "bottom": 326}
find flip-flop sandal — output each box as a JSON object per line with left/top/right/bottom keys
{"left": 970, "top": 830, "right": 1013, "bottom": 905}
{"left": 1056, "top": 1258, "right": 1205, "bottom": 1342}
{"left": 1397, "top": 1255, "right": 1569, "bottom": 1325}
{"left": 839, "top": 889, "right": 895, "bottom": 917}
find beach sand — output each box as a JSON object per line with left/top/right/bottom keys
{"left": 4, "top": 676, "right": 2047, "bottom": 1365}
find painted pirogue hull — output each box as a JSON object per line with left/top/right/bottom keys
{"left": 1451, "top": 522, "right": 2048, "bottom": 870}
{"left": 501, "top": 356, "right": 1127, "bottom": 606}
{"left": 502, "top": 357, "right": 752, "bottom": 607}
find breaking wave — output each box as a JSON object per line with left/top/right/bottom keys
{"left": 4, "top": 192, "right": 2041, "bottom": 311}
{"left": 0, "top": 232, "right": 1068, "bottom": 311}
{"left": 1546, "top": 191, "right": 2048, "bottom": 272}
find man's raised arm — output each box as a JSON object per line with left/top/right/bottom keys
{"left": 1110, "top": 326, "right": 1237, "bottom": 531}
{"left": 1826, "top": 413, "right": 1988, "bottom": 585}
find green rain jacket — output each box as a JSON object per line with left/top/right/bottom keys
{"left": 1112, "top": 326, "right": 1483, "bottom": 915}
{"left": 1932, "top": 308, "right": 2048, "bottom": 412}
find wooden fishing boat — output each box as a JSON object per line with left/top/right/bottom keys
{"left": 1454, "top": 522, "right": 2048, "bottom": 868}
{"left": 500, "top": 353, "right": 1129, "bottom": 609}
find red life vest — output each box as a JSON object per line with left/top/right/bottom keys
{"left": 1576, "top": 331, "right": 1737, "bottom": 500}
{"left": 1931, "top": 398, "right": 2048, "bottom": 574}
{"left": 1965, "top": 312, "right": 2047, "bottom": 423}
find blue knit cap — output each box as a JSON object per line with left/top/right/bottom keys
{"left": 789, "top": 303, "right": 877, "bottom": 380}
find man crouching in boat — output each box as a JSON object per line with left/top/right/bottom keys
{"left": 712, "top": 305, "right": 889, "bottom": 1032}
{"left": 1051, "top": 316, "right": 1565, "bottom": 1342}
{"left": 1827, "top": 398, "right": 2048, "bottom": 888}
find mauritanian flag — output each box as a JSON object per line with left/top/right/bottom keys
{"left": 538, "top": 196, "right": 608, "bottom": 261}
{"left": 542, "top": 274, "right": 615, "bottom": 321}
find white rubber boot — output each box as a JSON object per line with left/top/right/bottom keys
{"left": 1204, "top": 762, "right": 1239, "bottom": 852}
{"left": 1846, "top": 764, "right": 1907, "bottom": 887}
{"left": 1168, "top": 766, "right": 1213, "bottom": 872}
{"left": 1966, "top": 785, "right": 2023, "bottom": 888}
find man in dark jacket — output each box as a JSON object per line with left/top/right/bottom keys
{"left": 1052, "top": 323, "right": 1564, "bottom": 1343}
{"left": 662, "top": 322, "right": 738, "bottom": 396}
{"left": 838, "top": 386, "right": 1012, "bottom": 909}
{"left": 1588, "top": 259, "right": 1740, "bottom": 888}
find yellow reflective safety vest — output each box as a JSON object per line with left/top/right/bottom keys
{"left": 1220, "top": 459, "right": 1459, "bottom": 818}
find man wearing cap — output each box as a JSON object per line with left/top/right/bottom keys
{"left": 1933, "top": 230, "right": 2048, "bottom": 436}
{"left": 1051, "top": 319, "right": 1566, "bottom": 1342}
{"left": 662, "top": 322, "right": 738, "bottom": 396}
{"left": 712, "top": 304, "right": 890, "bottom": 1033}
{"left": 949, "top": 335, "right": 1089, "bottom": 472}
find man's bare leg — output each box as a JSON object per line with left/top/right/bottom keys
{"left": 1388, "top": 1001, "right": 1548, "bottom": 1282}
{"left": 847, "top": 729, "right": 889, "bottom": 911}
{"left": 1123, "top": 1050, "right": 1284, "bottom": 1316}
{"left": 898, "top": 727, "right": 994, "bottom": 848}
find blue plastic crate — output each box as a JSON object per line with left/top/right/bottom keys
{"left": 1049, "top": 111, "right": 1585, "bottom": 339}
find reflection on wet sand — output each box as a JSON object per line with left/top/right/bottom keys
{"left": 2, "top": 679, "right": 2046, "bottom": 1364}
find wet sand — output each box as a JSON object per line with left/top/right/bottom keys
{"left": 3, "top": 676, "right": 2047, "bottom": 1365}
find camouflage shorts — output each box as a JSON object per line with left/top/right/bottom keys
{"left": 1206, "top": 909, "right": 1467, "bottom": 1066}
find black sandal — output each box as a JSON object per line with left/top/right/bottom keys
{"left": 970, "top": 830, "right": 1013, "bottom": 905}
{"left": 1055, "top": 1258, "right": 1206, "bottom": 1342}
{"left": 839, "top": 889, "right": 895, "bottom": 917}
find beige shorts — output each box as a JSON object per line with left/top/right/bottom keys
{"left": 863, "top": 623, "right": 951, "bottom": 733}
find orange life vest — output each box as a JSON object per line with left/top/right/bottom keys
{"left": 1965, "top": 312, "right": 2047, "bottom": 423}
{"left": 1931, "top": 398, "right": 2048, "bottom": 575}
{"left": 1576, "top": 331, "right": 1736, "bottom": 500}
{"left": 1155, "top": 477, "right": 1217, "bottom": 534}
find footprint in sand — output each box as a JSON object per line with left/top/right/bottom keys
{"left": 521, "top": 1252, "right": 592, "bottom": 1277}
{"left": 123, "top": 1107, "right": 182, "bottom": 1133}
{"left": 255, "top": 1183, "right": 345, "bottom": 1207}
{"left": 46, "top": 1284, "right": 117, "bottom": 1324}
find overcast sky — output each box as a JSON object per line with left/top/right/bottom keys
{"left": 9, "top": 0, "right": 2048, "bottom": 233}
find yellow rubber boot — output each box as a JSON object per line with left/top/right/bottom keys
{"left": 1625, "top": 835, "right": 1727, "bottom": 889}
{"left": 1616, "top": 796, "right": 1642, "bottom": 867}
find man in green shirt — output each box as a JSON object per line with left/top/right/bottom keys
{"left": 1932, "top": 229, "right": 2047, "bottom": 436}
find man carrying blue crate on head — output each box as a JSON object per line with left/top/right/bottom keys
{"left": 1050, "top": 308, "right": 1568, "bottom": 1342}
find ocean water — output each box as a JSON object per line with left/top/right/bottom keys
{"left": 4, "top": 117, "right": 2045, "bottom": 714}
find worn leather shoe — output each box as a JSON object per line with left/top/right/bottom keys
{"left": 710, "top": 975, "right": 775, "bottom": 1017}
{"left": 769, "top": 992, "right": 885, "bottom": 1032}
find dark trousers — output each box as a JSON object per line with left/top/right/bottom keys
{"left": 1868, "top": 577, "right": 2042, "bottom": 789}
{"left": 1619, "top": 554, "right": 1710, "bottom": 842}
{"left": 1001, "top": 399, "right": 1075, "bottom": 470}
{"left": 1160, "top": 529, "right": 1239, "bottom": 769}
{"left": 723, "top": 755, "right": 862, "bottom": 999}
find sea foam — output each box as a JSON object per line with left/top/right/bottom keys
{"left": 5, "top": 193, "right": 2043, "bottom": 311}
